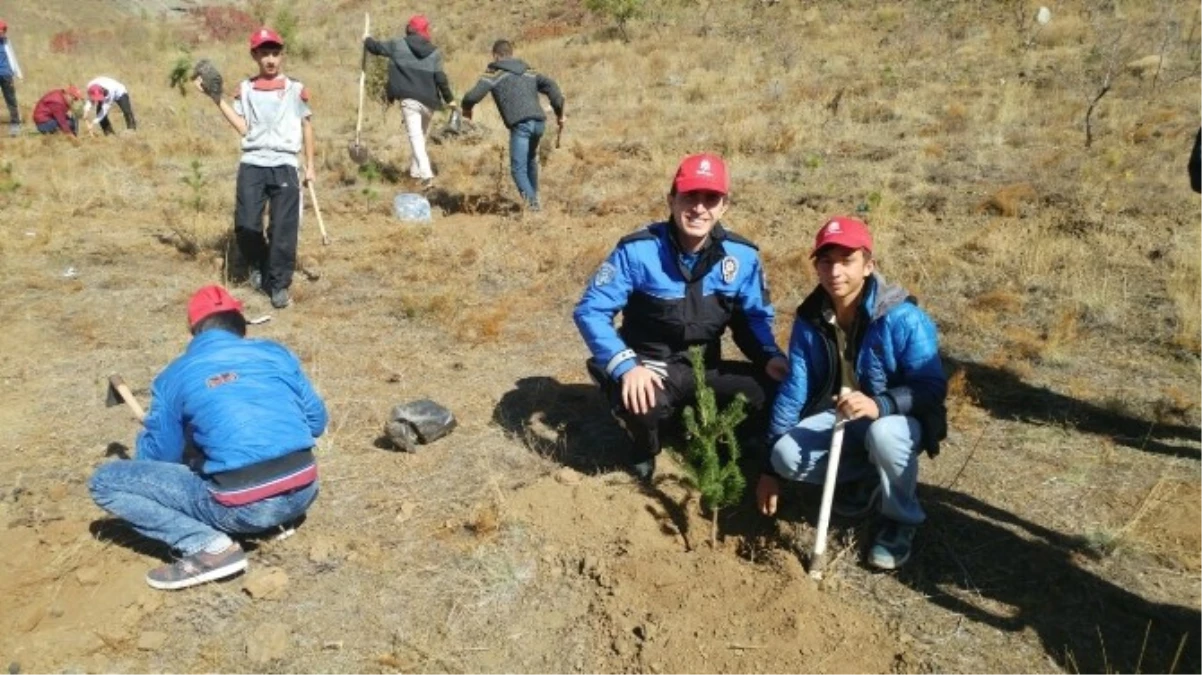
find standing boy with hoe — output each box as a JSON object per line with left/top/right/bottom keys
{"left": 756, "top": 217, "right": 947, "bottom": 570}
{"left": 195, "top": 27, "right": 315, "bottom": 310}
{"left": 461, "top": 40, "right": 564, "bottom": 211}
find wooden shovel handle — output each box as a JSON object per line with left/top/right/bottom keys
{"left": 109, "top": 375, "right": 146, "bottom": 422}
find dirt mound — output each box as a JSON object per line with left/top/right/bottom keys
{"left": 507, "top": 466, "right": 899, "bottom": 673}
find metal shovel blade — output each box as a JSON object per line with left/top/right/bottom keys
{"left": 105, "top": 374, "right": 129, "bottom": 408}
{"left": 348, "top": 139, "right": 372, "bottom": 166}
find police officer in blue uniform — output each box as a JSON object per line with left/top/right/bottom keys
{"left": 574, "top": 153, "right": 788, "bottom": 482}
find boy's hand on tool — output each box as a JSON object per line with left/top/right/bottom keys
{"left": 834, "top": 390, "right": 879, "bottom": 421}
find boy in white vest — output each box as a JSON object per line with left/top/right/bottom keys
{"left": 196, "top": 27, "right": 315, "bottom": 310}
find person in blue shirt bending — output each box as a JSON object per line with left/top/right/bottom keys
{"left": 90, "top": 285, "right": 327, "bottom": 590}
{"left": 574, "top": 153, "right": 787, "bottom": 483}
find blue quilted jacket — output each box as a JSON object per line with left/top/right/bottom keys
{"left": 768, "top": 273, "right": 947, "bottom": 455}
{"left": 136, "top": 329, "right": 328, "bottom": 474}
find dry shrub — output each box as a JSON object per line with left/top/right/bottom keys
{"left": 944, "top": 367, "right": 976, "bottom": 423}
{"left": 977, "top": 183, "right": 1037, "bottom": 218}
{"left": 972, "top": 289, "right": 1024, "bottom": 314}
{"left": 851, "top": 101, "right": 897, "bottom": 124}
{"left": 1003, "top": 325, "right": 1045, "bottom": 361}
{"left": 1152, "top": 385, "right": 1197, "bottom": 424}
{"left": 49, "top": 30, "right": 81, "bottom": 54}
{"left": 189, "top": 6, "right": 257, "bottom": 42}
{"left": 459, "top": 307, "right": 508, "bottom": 345}
{"left": 466, "top": 502, "right": 500, "bottom": 538}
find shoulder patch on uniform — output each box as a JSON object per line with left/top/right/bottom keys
{"left": 593, "top": 261, "right": 618, "bottom": 287}
{"left": 720, "top": 256, "right": 740, "bottom": 284}
{"left": 618, "top": 227, "right": 657, "bottom": 246}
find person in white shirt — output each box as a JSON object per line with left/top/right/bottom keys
{"left": 84, "top": 76, "right": 137, "bottom": 136}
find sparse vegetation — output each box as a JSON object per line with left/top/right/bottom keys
{"left": 0, "top": 1, "right": 1197, "bottom": 674}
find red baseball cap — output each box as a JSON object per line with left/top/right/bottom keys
{"left": 249, "top": 26, "right": 284, "bottom": 50}
{"left": 87, "top": 85, "right": 105, "bottom": 103}
{"left": 0, "top": 20, "right": 8, "bottom": 31}
{"left": 65, "top": 85, "right": 83, "bottom": 100}
{"left": 672, "top": 153, "right": 729, "bottom": 195}
{"left": 407, "top": 15, "right": 431, "bottom": 40}
{"left": 811, "top": 216, "right": 873, "bottom": 256}
{"left": 187, "top": 285, "right": 244, "bottom": 328}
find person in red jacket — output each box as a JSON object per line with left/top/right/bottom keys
{"left": 32, "top": 85, "right": 82, "bottom": 135}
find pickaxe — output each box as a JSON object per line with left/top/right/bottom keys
{"left": 106, "top": 374, "right": 146, "bottom": 423}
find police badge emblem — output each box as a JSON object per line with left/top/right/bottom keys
{"left": 720, "top": 256, "right": 739, "bottom": 283}
{"left": 593, "top": 262, "right": 617, "bottom": 287}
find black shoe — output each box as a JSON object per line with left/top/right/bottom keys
{"left": 248, "top": 269, "right": 263, "bottom": 293}
{"left": 629, "top": 457, "right": 656, "bottom": 485}
{"left": 270, "top": 287, "right": 291, "bottom": 309}
{"left": 832, "top": 479, "right": 880, "bottom": 519}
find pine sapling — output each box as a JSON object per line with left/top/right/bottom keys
{"left": 679, "top": 345, "right": 748, "bottom": 548}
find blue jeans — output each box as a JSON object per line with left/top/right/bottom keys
{"left": 90, "top": 460, "right": 318, "bottom": 556}
{"left": 509, "top": 118, "right": 545, "bottom": 206}
{"left": 771, "top": 410, "right": 925, "bottom": 525}
{"left": 36, "top": 117, "right": 76, "bottom": 135}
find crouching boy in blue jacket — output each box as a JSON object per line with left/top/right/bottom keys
{"left": 90, "top": 285, "right": 327, "bottom": 590}
{"left": 756, "top": 217, "right": 947, "bottom": 570}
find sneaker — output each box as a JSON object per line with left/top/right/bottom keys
{"left": 832, "top": 479, "right": 881, "bottom": 519}
{"left": 270, "top": 287, "right": 291, "bottom": 309}
{"left": 869, "top": 520, "right": 917, "bottom": 570}
{"left": 629, "top": 457, "right": 656, "bottom": 485}
{"left": 248, "top": 269, "right": 263, "bottom": 293}
{"left": 146, "top": 544, "right": 248, "bottom": 590}
{"left": 8, "top": 123, "right": 19, "bottom": 137}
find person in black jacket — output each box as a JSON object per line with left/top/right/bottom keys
{"left": 364, "top": 15, "right": 455, "bottom": 188}
{"left": 461, "top": 40, "right": 565, "bottom": 211}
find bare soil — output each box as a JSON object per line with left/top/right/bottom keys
{"left": 0, "top": 0, "right": 1199, "bottom": 673}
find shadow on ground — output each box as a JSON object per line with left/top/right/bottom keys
{"left": 947, "top": 356, "right": 1200, "bottom": 460}
{"left": 492, "top": 375, "right": 632, "bottom": 474}
{"left": 427, "top": 187, "right": 521, "bottom": 216}
{"left": 900, "top": 484, "right": 1200, "bottom": 674}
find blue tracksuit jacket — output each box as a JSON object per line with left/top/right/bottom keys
{"left": 574, "top": 221, "right": 781, "bottom": 380}
{"left": 768, "top": 272, "right": 947, "bottom": 454}
{"left": 136, "top": 329, "right": 328, "bottom": 475}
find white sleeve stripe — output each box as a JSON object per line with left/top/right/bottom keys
{"left": 605, "top": 349, "right": 637, "bottom": 375}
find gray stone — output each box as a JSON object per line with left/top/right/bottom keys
{"left": 384, "top": 399, "right": 457, "bottom": 452}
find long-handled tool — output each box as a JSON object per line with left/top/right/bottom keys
{"left": 106, "top": 374, "right": 146, "bottom": 423}
{"left": 348, "top": 13, "right": 372, "bottom": 165}
{"left": 809, "top": 386, "right": 851, "bottom": 579}
{"left": 307, "top": 182, "right": 331, "bottom": 246}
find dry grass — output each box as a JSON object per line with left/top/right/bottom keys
{"left": 0, "top": 0, "right": 1198, "bottom": 673}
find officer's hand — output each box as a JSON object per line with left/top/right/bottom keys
{"left": 757, "top": 473, "right": 780, "bottom": 516}
{"left": 620, "top": 365, "right": 663, "bottom": 416}
{"left": 764, "top": 356, "right": 788, "bottom": 382}
{"left": 834, "top": 390, "right": 879, "bottom": 421}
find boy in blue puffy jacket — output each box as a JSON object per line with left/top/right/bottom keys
{"left": 90, "top": 285, "right": 327, "bottom": 590}
{"left": 756, "top": 217, "right": 946, "bottom": 570}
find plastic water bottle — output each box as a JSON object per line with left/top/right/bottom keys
{"left": 393, "top": 193, "right": 433, "bottom": 223}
